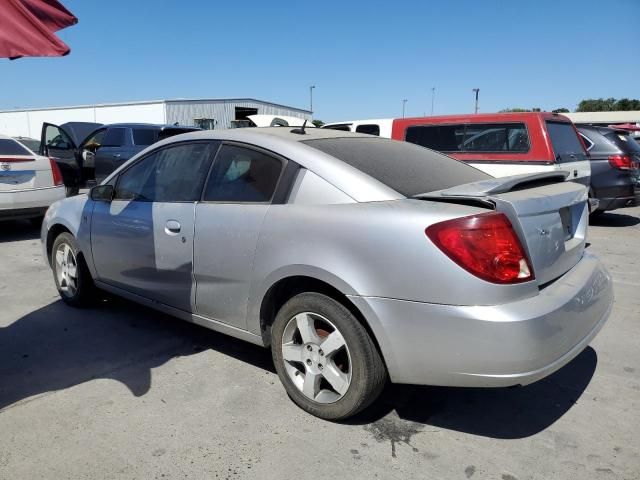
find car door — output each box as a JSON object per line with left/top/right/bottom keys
{"left": 40, "top": 122, "right": 80, "bottom": 187}
{"left": 94, "top": 127, "right": 133, "bottom": 183}
{"left": 194, "top": 143, "right": 289, "bottom": 329}
{"left": 90, "top": 141, "right": 219, "bottom": 311}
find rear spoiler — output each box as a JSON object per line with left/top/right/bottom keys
{"left": 415, "top": 171, "right": 569, "bottom": 199}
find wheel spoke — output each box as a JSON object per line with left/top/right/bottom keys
{"left": 282, "top": 343, "right": 303, "bottom": 363}
{"left": 322, "top": 363, "right": 350, "bottom": 396}
{"left": 67, "top": 262, "right": 77, "bottom": 278}
{"left": 302, "top": 371, "right": 321, "bottom": 399}
{"left": 320, "top": 330, "right": 346, "bottom": 357}
{"left": 55, "top": 249, "right": 64, "bottom": 268}
{"left": 295, "top": 313, "right": 320, "bottom": 344}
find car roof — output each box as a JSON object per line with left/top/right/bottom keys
{"left": 110, "top": 127, "right": 404, "bottom": 202}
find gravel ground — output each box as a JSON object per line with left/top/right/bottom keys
{"left": 0, "top": 206, "right": 638, "bottom": 480}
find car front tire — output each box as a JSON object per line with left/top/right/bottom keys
{"left": 51, "top": 232, "right": 95, "bottom": 307}
{"left": 271, "top": 292, "right": 387, "bottom": 420}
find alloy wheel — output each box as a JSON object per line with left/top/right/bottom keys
{"left": 55, "top": 242, "right": 79, "bottom": 297}
{"left": 281, "top": 312, "right": 352, "bottom": 404}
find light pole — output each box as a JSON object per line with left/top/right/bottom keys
{"left": 402, "top": 99, "right": 408, "bottom": 118}
{"left": 472, "top": 88, "right": 480, "bottom": 114}
{"left": 431, "top": 87, "right": 435, "bottom": 116}
{"left": 309, "top": 85, "right": 315, "bottom": 113}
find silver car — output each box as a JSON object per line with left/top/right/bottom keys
{"left": 41, "top": 127, "right": 613, "bottom": 420}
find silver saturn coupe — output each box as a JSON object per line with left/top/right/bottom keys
{"left": 41, "top": 127, "right": 613, "bottom": 420}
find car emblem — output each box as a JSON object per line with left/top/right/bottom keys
{"left": 0, "top": 162, "right": 10, "bottom": 171}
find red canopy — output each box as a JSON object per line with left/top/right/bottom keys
{"left": 0, "top": 0, "right": 77, "bottom": 59}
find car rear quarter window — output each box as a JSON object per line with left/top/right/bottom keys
{"left": 303, "top": 137, "right": 490, "bottom": 197}
{"left": 545, "top": 121, "right": 587, "bottom": 163}
{"left": 132, "top": 129, "right": 158, "bottom": 146}
{"left": 102, "top": 128, "right": 127, "bottom": 147}
{"left": 203, "top": 144, "right": 285, "bottom": 203}
{"left": 405, "top": 123, "right": 529, "bottom": 153}
{"left": 0, "top": 138, "right": 31, "bottom": 155}
{"left": 355, "top": 124, "right": 380, "bottom": 136}
{"left": 322, "top": 124, "right": 352, "bottom": 132}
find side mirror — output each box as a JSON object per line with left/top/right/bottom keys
{"left": 90, "top": 184, "right": 114, "bottom": 202}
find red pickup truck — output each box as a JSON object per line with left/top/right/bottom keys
{"left": 323, "top": 112, "right": 591, "bottom": 186}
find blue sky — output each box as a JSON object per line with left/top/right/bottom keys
{"left": 2, "top": 0, "right": 639, "bottom": 122}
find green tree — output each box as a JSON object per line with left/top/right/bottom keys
{"left": 576, "top": 97, "right": 627, "bottom": 112}
{"left": 311, "top": 119, "right": 325, "bottom": 127}
{"left": 552, "top": 108, "right": 570, "bottom": 113}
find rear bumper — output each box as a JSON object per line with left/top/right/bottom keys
{"left": 596, "top": 191, "right": 639, "bottom": 211}
{"left": 0, "top": 186, "right": 65, "bottom": 219}
{"left": 349, "top": 252, "right": 613, "bottom": 387}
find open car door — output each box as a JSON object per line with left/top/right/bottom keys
{"left": 40, "top": 121, "right": 103, "bottom": 193}
{"left": 40, "top": 122, "right": 80, "bottom": 191}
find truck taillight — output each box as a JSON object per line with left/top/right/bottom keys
{"left": 49, "top": 158, "right": 64, "bottom": 186}
{"left": 425, "top": 212, "right": 534, "bottom": 284}
{"left": 608, "top": 154, "right": 633, "bottom": 170}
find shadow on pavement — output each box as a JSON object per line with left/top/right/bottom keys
{"left": 350, "top": 347, "right": 597, "bottom": 439}
{"left": 0, "top": 219, "right": 42, "bottom": 243}
{"left": 1, "top": 292, "right": 596, "bottom": 440}
{"left": 590, "top": 211, "right": 639, "bottom": 227}
{"left": 0, "top": 296, "right": 273, "bottom": 411}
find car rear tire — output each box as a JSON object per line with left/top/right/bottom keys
{"left": 271, "top": 292, "right": 387, "bottom": 420}
{"left": 51, "top": 232, "right": 95, "bottom": 307}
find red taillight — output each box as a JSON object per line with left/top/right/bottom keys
{"left": 49, "top": 157, "right": 64, "bottom": 186}
{"left": 425, "top": 212, "right": 534, "bottom": 284}
{"left": 608, "top": 154, "right": 633, "bottom": 170}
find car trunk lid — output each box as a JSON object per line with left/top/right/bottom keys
{"left": 416, "top": 172, "right": 588, "bottom": 285}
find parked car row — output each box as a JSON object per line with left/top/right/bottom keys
{"left": 41, "top": 126, "right": 613, "bottom": 420}
{"left": 39, "top": 122, "right": 200, "bottom": 195}
{"left": 323, "top": 112, "right": 639, "bottom": 214}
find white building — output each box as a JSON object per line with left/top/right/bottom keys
{"left": 0, "top": 98, "right": 312, "bottom": 138}
{"left": 563, "top": 111, "right": 640, "bottom": 127}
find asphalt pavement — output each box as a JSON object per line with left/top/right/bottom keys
{"left": 0, "top": 207, "right": 638, "bottom": 479}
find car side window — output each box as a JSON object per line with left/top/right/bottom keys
{"left": 355, "top": 124, "right": 380, "bottom": 136}
{"left": 579, "top": 133, "right": 594, "bottom": 151}
{"left": 203, "top": 144, "right": 285, "bottom": 203}
{"left": 114, "top": 142, "right": 219, "bottom": 202}
{"left": 102, "top": 128, "right": 127, "bottom": 148}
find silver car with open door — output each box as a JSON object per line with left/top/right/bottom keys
{"left": 41, "top": 127, "right": 613, "bottom": 420}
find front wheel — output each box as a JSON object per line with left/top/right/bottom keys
{"left": 271, "top": 292, "right": 387, "bottom": 420}
{"left": 51, "top": 232, "right": 95, "bottom": 307}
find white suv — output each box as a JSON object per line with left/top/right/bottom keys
{"left": 0, "top": 135, "right": 65, "bottom": 223}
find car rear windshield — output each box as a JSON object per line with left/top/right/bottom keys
{"left": 545, "top": 121, "right": 587, "bottom": 163}
{"left": 132, "top": 128, "right": 158, "bottom": 146}
{"left": 405, "top": 123, "right": 530, "bottom": 153}
{"left": 604, "top": 132, "right": 640, "bottom": 154}
{"left": 302, "top": 137, "right": 490, "bottom": 197}
{"left": 0, "top": 138, "right": 31, "bottom": 156}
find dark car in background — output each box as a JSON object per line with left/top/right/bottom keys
{"left": 577, "top": 126, "right": 640, "bottom": 214}
{"left": 40, "top": 122, "right": 199, "bottom": 195}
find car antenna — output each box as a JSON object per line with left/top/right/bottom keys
{"left": 291, "top": 120, "right": 307, "bottom": 135}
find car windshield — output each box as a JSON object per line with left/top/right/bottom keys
{"left": 0, "top": 138, "right": 31, "bottom": 156}
{"left": 605, "top": 132, "right": 640, "bottom": 154}
{"left": 13, "top": 138, "right": 40, "bottom": 153}
{"left": 303, "top": 137, "right": 490, "bottom": 196}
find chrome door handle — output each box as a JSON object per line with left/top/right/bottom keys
{"left": 165, "top": 220, "right": 181, "bottom": 234}
{"left": 112, "top": 154, "right": 121, "bottom": 158}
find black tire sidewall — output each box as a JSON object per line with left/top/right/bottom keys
{"left": 271, "top": 292, "right": 386, "bottom": 420}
